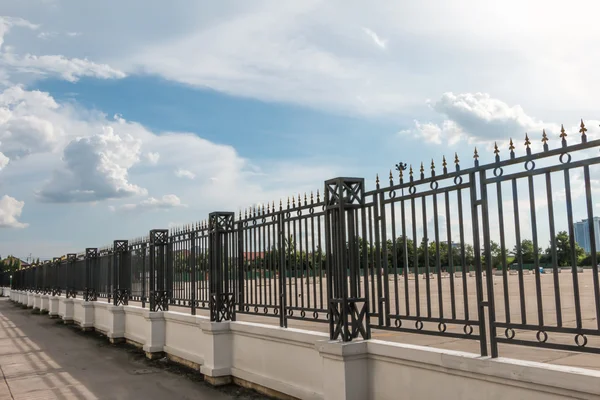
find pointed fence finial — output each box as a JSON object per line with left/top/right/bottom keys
{"left": 509, "top": 138, "right": 515, "bottom": 159}
{"left": 473, "top": 147, "right": 479, "bottom": 167}
{"left": 580, "top": 119, "right": 588, "bottom": 143}
{"left": 310, "top": 191, "right": 314, "bottom": 204}
{"left": 442, "top": 155, "right": 448, "bottom": 174}
{"left": 376, "top": 173, "right": 380, "bottom": 188}
{"left": 525, "top": 133, "right": 532, "bottom": 155}
{"left": 317, "top": 189, "right": 321, "bottom": 203}
{"left": 560, "top": 124, "right": 567, "bottom": 147}
{"left": 409, "top": 164, "right": 414, "bottom": 181}
{"left": 454, "top": 153, "right": 460, "bottom": 171}
{"left": 420, "top": 162, "right": 424, "bottom": 179}
{"left": 542, "top": 129, "right": 549, "bottom": 151}
{"left": 389, "top": 170, "right": 394, "bottom": 185}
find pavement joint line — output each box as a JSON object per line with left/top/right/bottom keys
{"left": 0, "top": 364, "right": 15, "bottom": 400}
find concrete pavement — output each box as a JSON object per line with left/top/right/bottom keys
{"left": 0, "top": 298, "right": 268, "bottom": 400}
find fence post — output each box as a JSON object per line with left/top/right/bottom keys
{"left": 113, "top": 240, "right": 129, "bottom": 306}
{"left": 66, "top": 254, "right": 77, "bottom": 298}
{"left": 209, "top": 212, "right": 235, "bottom": 322}
{"left": 149, "top": 229, "right": 169, "bottom": 311}
{"left": 190, "top": 229, "right": 197, "bottom": 315}
{"left": 324, "top": 177, "right": 370, "bottom": 342}
{"left": 85, "top": 248, "right": 98, "bottom": 301}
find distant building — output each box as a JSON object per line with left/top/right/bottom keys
{"left": 574, "top": 217, "right": 600, "bottom": 254}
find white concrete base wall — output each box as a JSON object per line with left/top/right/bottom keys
{"left": 12, "top": 299, "right": 600, "bottom": 400}
{"left": 73, "top": 299, "right": 95, "bottom": 329}
{"left": 58, "top": 297, "right": 74, "bottom": 322}
{"left": 27, "top": 292, "right": 34, "bottom": 308}
{"left": 40, "top": 294, "right": 50, "bottom": 312}
{"left": 49, "top": 296, "right": 59, "bottom": 317}
{"left": 33, "top": 293, "right": 41, "bottom": 310}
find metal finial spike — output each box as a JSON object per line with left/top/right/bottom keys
{"left": 310, "top": 191, "right": 314, "bottom": 204}
{"left": 399, "top": 165, "right": 404, "bottom": 179}
{"left": 542, "top": 129, "right": 548, "bottom": 144}
{"left": 454, "top": 152, "right": 459, "bottom": 165}
{"left": 292, "top": 196, "right": 296, "bottom": 207}
{"left": 580, "top": 119, "right": 588, "bottom": 143}
{"left": 273, "top": 200, "right": 275, "bottom": 211}
{"left": 389, "top": 169, "right": 393, "bottom": 181}
{"left": 287, "top": 197, "right": 290, "bottom": 208}
{"left": 419, "top": 162, "right": 425, "bottom": 179}
{"left": 244, "top": 208, "right": 248, "bottom": 218}
{"left": 442, "top": 156, "right": 447, "bottom": 168}
{"left": 494, "top": 142, "right": 499, "bottom": 155}
{"left": 473, "top": 147, "right": 479, "bottom": 159}
{"left": 560, "top": 124, "right": 567, "bottom": 139}
{"left": 524, "top": 133, "right": 531, "bottom": 148}
{"left": 304, "top": 193, "right": 307, "bottom": 205}
{"left": 376, "top": 173, "right": 380, "bottom": 186}
{"left": 316, "top": 189, "right": 321, "bottom": 203}
{"left": 262, "top": 203, "right": 265, "bottom": 214}
{"left": 298, "top": 193, "right": 301, "bottom": 204}
{"left": 409, "top": 165, "right": 414, "bottom": 177}
{"left": 267, "top": 202, "right": 270, "bottom": 213}
{"left": 509, "top": 138, "right": 515, "bottom": 151}
{"left": 280, "top": 199, "right": 283, "bottom": 210}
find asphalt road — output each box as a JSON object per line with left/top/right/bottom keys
{"left": 0, "top": 298, "right": 269, "bottom": 400}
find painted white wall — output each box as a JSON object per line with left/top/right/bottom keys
{"left": 11, "top": 299, "right": 600, "bottom": 400}
{"left": 40, "top": 294, "right": 50, "bottom": 312}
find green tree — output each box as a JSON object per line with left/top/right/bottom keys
{"left": 511, "top": 239, "right": 542, "bottom": 264}
{"left": 540, "top": 231, "right": 585, "bottom": 266}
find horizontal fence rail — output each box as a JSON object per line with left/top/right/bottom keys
{"left": 9, "top": 120, "right": 600, "bottom": 357}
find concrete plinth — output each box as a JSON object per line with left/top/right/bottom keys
{"left": 27, "top": 292, "right": 34, "bottom": 308}
{"left": 40, "top": 294, "right": 50, "bottom": 314}
{"left": 106, "top": 305, "right": 126, "bottom": 341}
{"left": 199, "top": 321, "right": 233, "bottom": 386}
{"left": 49, "top": 296, "right": 60, "bottom": 318}
{"left": 59, "top": 297, "right": 74, "bottom": 324}
{"left": 73, "top": 298, "right": 95, "bottom": 330}
{"left": 33, "top": 293, "right": 42, "bottom": 312}
{"left": 317, "top": 340, "right": 368, "bottom": 400}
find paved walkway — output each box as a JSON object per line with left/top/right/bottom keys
{"left": 0, "top": 298, "right": 265, "bottom": 400}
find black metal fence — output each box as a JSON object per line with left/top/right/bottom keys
{"left": 10, "top": 121, "right": 600, "bottom": 357}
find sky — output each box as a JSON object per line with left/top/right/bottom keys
{"left": 0, "top": 0, "right": 599, "bottom": 261}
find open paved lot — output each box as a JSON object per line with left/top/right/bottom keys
{"left": 0, "top": 298, "right": 267, "bottom": 400}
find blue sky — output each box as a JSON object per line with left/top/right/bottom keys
{"left": 0, "top": 1, "right": 599, "bottom": 261}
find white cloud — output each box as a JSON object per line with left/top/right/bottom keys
{"left": 0, "top": 15, "right": 125, "bottom": 84}
{"left": 0, "top": 52, "right": 126, "bottom": 82}
{"left": 0, "top": 195, "right": 27, "bottom": 228}
{"left": 361, "top": 27, "right": 386, "bottom": 49}
{"left": 0, "top": 16, "right": 39, "bottom": 50}
{"left": 36, "top": 126, "right": 147, "bottom": 203}
{"left": 111, "top": 194, "right": 184, "bottom": 212}
{"left": 0, "top": 150, "right": 8, "bottom": 169}
{"left": 174, "top": 168, "right": 195, "bottom": 179}
{"left": 145, "top": 151, "right": 160, "bottom": 164}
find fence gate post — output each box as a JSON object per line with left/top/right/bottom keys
{"left": 85, "top": 248, "right": 98, "bottom": 301}
{"left": 113, "top": 241, "right": 129, "bottom": 306}
{"left": 209, "top": 212, "right": 236, "bottom": 322}
{"left": 149, "top": 229, "right": 169, "bottom": 311}
{"left": 66, "top": 254, "right": 77, "bottom": 298}
{"left": 324, "top": 177, "right": 370, "bottom": 341}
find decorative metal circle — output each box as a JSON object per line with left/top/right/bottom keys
{"left": 243, "top": 221, "right": 249, "bottom": 228}
{"left": 288, "top": 309, "right": 293, "bottom": 316}
{"left": 252, "top": 219, "right": 257, "bottom": 226}
{"left": 454, "top": 176, "right": 463, "bottom": 185}
{"left": 254, "top": 306, "right": 259, "bottom": 313}
{"left": 559, "top": 153, "right": 572, "bottom": 164}
{"left": 297, "top": 210, "right": 302, "bottom": 217}
{"left": 326, "top": 312, "right": 330, "bottom": 320}
{"left": 430, "top": 181, "right": 439, "bottom": 190}
{"left": 536, "top": 330, "right": 548, "bottom": 343}
{"left": 245, "top": 305, "right": 250, "bottom": 312}
{"left": 395, "top": 319, "right": 402, "bottom": 328}
{"left": 264, "top": 307, "right": 268, "bottom": 314}
{"left": 322, "top": 205, "right": 326, "bottom": 212}
{"left": 525, "top": 160, "right": 536, "bottom": 171}
{"left": 274, "top": 308, "right": 279, "bottom": 315}
{"left": 438, "top": 322, "right": 447, "bottom": 333}
{"left": 415, "top": 320, "right": 424, "bottom": 330}
{"left": 493, "top": 167, "right": 504, "bottom": 177}
{"left": 505, "top": 328, "right": 515, "bottom": 340}
{"left": 261, "top": 217, "right": 266, "bottom": 224}
{"left": 301, "top": 310, "right": 306, "bottom": 318}
{"left": 464, "top": 324, "right": 474, "bottom": 335}
{"left": 271, "top": 215, "right": 277, "bottom": 221}
{"left": 409, "top": 186, "right": 417, "bottom": 195}
{"left": 575, "top": 334, "right": 588, "bottom": 347}
{"left": 286, "top": 212, "right": 291, "bottom": 218}
{"left": 389, "top": 190, "right": 396, "bottom": 199}
{"left": 309, "top": 207, "right": 315, "bottom": 215}
{"left": 313, "top": 311, "right": 318, "bottom": 319}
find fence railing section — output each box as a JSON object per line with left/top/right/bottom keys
{"left": 10, "top": 121, "right": 600, "bottom": 357}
